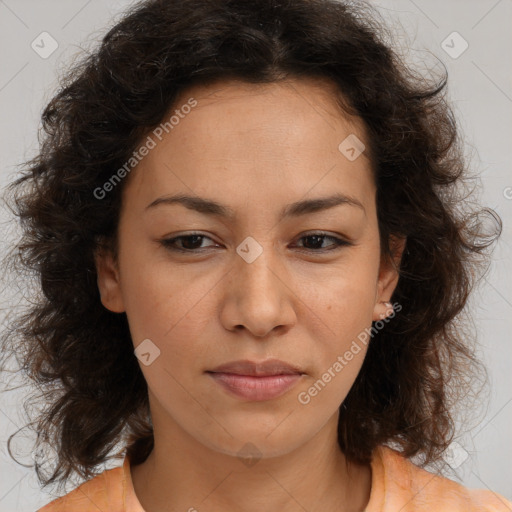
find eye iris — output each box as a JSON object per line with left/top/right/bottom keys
{"left": 181, "top": 235, "right": 204, "bottom": 249}
{"left": 303, "top": 235, "right": 325, "bottom": 249}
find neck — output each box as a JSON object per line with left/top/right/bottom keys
{"left": 130, "top": 403, "right": 372, "bottom": 512}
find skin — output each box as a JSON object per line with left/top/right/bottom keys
{"left": 95, "top": 77, "right": 405, "bottom": 512}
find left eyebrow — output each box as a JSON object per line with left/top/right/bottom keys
{"left": 145, "top": 192, "right": 366, "bottom": 220}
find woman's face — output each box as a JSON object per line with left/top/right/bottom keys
{"left": 96, "top": 77, "right": 403, "bottom": 460}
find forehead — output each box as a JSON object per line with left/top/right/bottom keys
{"left": 173, "top": 76, "right": 368, "bottom": 141}
{"left": 122, "top": 77, "right": 374, "bottom": 215}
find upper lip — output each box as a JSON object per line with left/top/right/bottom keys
{"left": 207, "top": 359, "right": 304, "bottom": 376}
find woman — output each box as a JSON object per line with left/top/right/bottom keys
{"left": 1, "top": 0, "right": 510, "bottom": 510}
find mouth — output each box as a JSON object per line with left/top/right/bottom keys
{"left": 207, "top": 358, "right": 304, "bottom": 376}
{"left": 206, "top": 372, "right": 303, "bottom": 401}
{"left": 206, "top": 359, "right": 305, "bottom": 401}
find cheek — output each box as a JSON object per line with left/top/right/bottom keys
{"left": 330, "top": 273, "right": 377, "bottom": 339}
{"left": 121, "top": 266, "right": 211, "bottom": 349}
{"left": 117, "top": 242, "right": 225, "bottom": 377}
{"left": 297, "top": 287, "right": 375, "bottom": 412}
{"left": 307, "top": 250, "right": 378, "bottom": 323}
{"left": 299, "top": 250, "right": 379, "bottom": 382}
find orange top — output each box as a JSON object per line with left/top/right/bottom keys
{"left": 37, "top": 445, "right": 512, "bottom": 511}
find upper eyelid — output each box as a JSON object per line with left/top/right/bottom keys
{"left": 166, "top": 231, "right": 346, "bottom": 240}
{"left": 162, "top": 231, "right": 350, "bottom": 248}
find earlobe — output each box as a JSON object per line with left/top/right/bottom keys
{"left": 94, "top": 246, "right": 126, "bottom": 313}
{"left": 372, "top": 235, "right": 406, "bottom": 321}
{"left": 373, "top": 301, "right": 395, "bottom": 321}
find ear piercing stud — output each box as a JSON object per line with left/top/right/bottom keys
{"left": 379, "top": 301, "right": 394, "bottom": 319}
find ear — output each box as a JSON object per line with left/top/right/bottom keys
{"left": 94, "top": 241, "right": 126, "bottom": 313}
{"left": 372, "top": 235, "right": 406, "bottom": 321}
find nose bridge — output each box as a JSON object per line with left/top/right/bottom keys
{"left": 226, "top": 234, "right": 294, "bottom": 335}
{"left": 235, "top": 235, "right": 280, "bottom": 300}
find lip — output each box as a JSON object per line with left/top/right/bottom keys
{"left": 207, "top": 358, "right": 304, "bottom": 376}
{"left": 206, "top": 359, "right": 305, "bottom": 401}
{"left": 207, "top": 373, "right": 303, "bottom": 401}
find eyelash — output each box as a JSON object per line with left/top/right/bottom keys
{"left": 159, "top": 232, "right": 352, "bottom": 254}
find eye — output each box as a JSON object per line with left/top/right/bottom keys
{"left": 159, "top": 232, "right": 352, "bottom": 254}
{"left": 293, "top": 232, "right": 352, "bottom": 252}
{"left": 160, "top": 233, "right": 217, "bottom": 252}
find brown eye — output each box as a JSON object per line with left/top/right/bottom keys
{"left": 159, "top": 231, "right": 352, "bottom": 254}
{"left": 160, "top": 234, "right": 217, "bottom": 252}
{"left": 294, "top": 232, "right": 351, "bottom": 252}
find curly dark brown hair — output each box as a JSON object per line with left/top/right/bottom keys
{"left": 0, "top": 0, "right": 502, "bottom": 494}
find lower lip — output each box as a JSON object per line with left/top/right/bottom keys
{"left": 207, "top": 372, "right": 302, "bottom": 401}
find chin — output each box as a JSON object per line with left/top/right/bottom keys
{"left": 193, "top": 424, "right": 309, "bottom": 461}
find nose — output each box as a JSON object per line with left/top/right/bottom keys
{"left": 219, "top": 242, "right": 297, "bottom": 338}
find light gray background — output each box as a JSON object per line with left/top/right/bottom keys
{"left": 0, "top": 0, "right": 511, "bottom": 510}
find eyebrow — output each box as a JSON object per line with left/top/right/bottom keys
{"left": 145, "top": 192, "right": 365, "bottom": 220}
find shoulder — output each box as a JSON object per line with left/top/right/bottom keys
{"left": 37, "top": 462, "right": 125, "bottom": 512}
{"left": 369, "top": 445, "right": 512, "bottom": 512}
